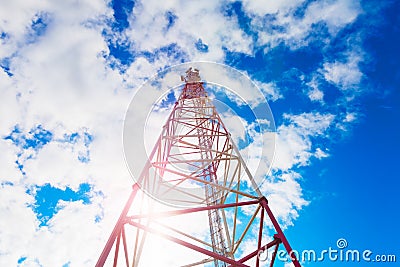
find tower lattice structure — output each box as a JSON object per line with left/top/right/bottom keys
{"left": 96, "top": 68, "right": 301, "bottom": 267}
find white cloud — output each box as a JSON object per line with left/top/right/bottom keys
{"left": 28, "top": 200, "right": 102, "bottom": 266}
{"left": 344, "top": 112, "right": 356, "bottom": 123}
{"left": 252, "top": 79, "right": 282, "bottom": 102}
{"left": 314, "top": 147, "right": 329, "bottom": 159}
{"left": 322, "top": 52, "right": 363, "bottom": 91}
{"left": 219, "top": 110, "right": 248, "bottom": 144}
{"left": 0, "top": 0, "right": 46, "bottom": 58}
{"left": 0, "top": 140, "right": 23, "bottom": 183}
{"left": 0, "top": 183, "right": 37, "bottom": 265}
{"left": 305, "top": 0, "right": 361, "bottom": 36}
{"left": 125, "top": 0, "right": 253, "bottom": 62}
{"left": 273, "top": 112, "right": 334, "bottom": 170}
{"left": 248, "top": 0, "right": 361, "bottom": 49}
{"left": 0, "top": 1, "right": 135, "bottom": 266}
{"left": 241, "top": 0, "right": 305, "bottom": 15}
{"left": 261, "top": 171, "right": 308, "bottom": 228}
{"left": 22, "top": 138, "right": 89, "bottom": 189}
{"left": 306, "top": 77, "right": 324, "bottom": 103}
{"left": 308, "top": 87, "right": 324, "bottom": 102}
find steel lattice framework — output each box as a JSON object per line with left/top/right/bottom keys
{"left": 96, "top": 68, "right": 301, "bottom": 267}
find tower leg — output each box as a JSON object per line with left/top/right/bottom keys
{"left": 96, "top": 184, "right": 140, "bottom": 267}
{"left": 259, "top": 197, "right": 301, "bottom": 267}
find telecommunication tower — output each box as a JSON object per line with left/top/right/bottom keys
{"left": 96, "top": 68, "right": 301, "bottom": 267}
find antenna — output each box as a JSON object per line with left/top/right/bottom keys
{"left": 96, "top": 68, "right": 301, "bottom": 267}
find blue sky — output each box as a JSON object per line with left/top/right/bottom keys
{"left": 0, "top": 0, "right": 399, "bottom": 266}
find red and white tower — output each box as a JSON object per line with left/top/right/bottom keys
{"left": 96, "top": 68, "right": 301, "bottom": 267}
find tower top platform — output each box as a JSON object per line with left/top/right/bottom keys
{"left": 180, "top": 67, "right": 207, "bottom": 99}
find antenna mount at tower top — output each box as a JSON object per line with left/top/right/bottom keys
{"left": 181, "top": 67, "right": 201, "bottom": 83}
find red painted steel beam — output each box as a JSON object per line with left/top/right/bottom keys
{"left": 113, "top": 231, "right": 121, "bottom": 267}
{"left": 128, "top": 221, "right": 250, "bottom": 267}
{"left": 96, "top": 183, "right": 140, "bottom": 267}
{"left": 269, "top": 241, "right": 279, "bottom": 267}
{"left": 128, "top": 199, "right": 259, "bottom": 220}
{"left": 259, "top": 197, "right": 301, "bottom": 267}
{"left": 121, "top": 227, "right": 129, "bottom": 267}
{"left": 256, "top": 206, "right": 265, "bottom": 267}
